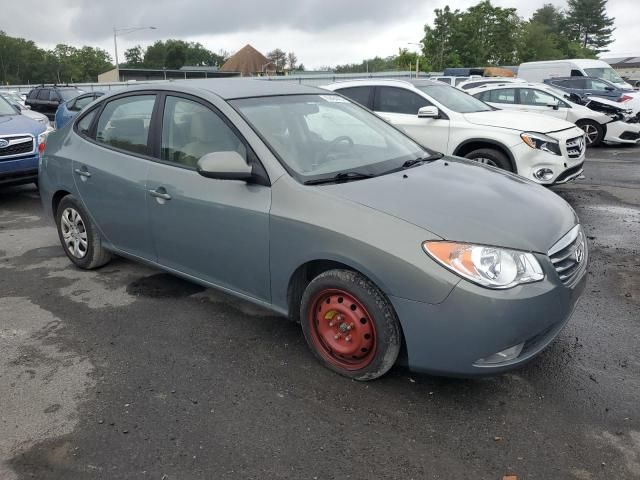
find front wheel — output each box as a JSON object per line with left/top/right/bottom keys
{"left": 576, "top": 119, "right": 604, "bottom": 147}
{"left": 464, "top": 148, "right": 512, "bottom": 171}
{"left": 56, "top": 195, "right": 112, "bottom": 269}
{"left": 300, "top": 269, "right": 401, "bottom": 381}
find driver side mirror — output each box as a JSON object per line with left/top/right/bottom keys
{"left": 547, "top": 101, "right": 560, "bottom": 110}
{"left": 196, "top": 151, "right": 253, "bottom": 181}
{"left": 604, "top": 86, "right": 615, "bottom": 91}
{"left": 417, "top": 106, "right": 439, "bottom": 118}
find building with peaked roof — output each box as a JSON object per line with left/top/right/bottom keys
{"left": 220, "top": 44, "right": 276, "bottom": 76}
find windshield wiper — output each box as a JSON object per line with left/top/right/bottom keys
{"left": 304, "top": 171, "right": 375, "bottom": 185}
{"left": 401, "top": 153, "right": 444, "bottom": 169}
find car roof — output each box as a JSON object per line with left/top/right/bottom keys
{"left": 325, "top": 78, "right": 441, "bottom": 89}
{"left": 165, "top": 78, "right": 325, "bottom": 100}
{"left": 468, "top": 82, "right": 554, "bottom": 91}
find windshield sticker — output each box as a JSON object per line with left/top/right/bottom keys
{"left": 320, "top": 95, "right": 350, "bottom": 103}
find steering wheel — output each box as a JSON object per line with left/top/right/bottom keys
{"left": 313, "top": 136, "right": 354, "bottom": 167}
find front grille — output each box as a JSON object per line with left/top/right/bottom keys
{"left": 566, "top": 135, "right": 585, "bottom": 159}
{"left": 620, "top": 131, "right": 640, "bottom": 141}
{"left": 554, "top": 162, "right": 584, "bottom": 183}
{"left": 548, "top": 225, "right": 587, "bottom": 286}
{"left": 0, "top": 135, "right": 35, "bottom": 160}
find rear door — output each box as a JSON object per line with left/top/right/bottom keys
{"left": 373, "top": 86, "right": 450, "bottom": 153}
{"left": 146, "top": 93, "right": 271, "bottom": 301}
{"left": 72, "top": 93, "right": 157, "bottom": 260}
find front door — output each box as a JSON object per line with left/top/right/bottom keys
{"left": 517, "top": 88, "right": 569, "bottom": 120}
{"left": 72, "top": 93, "right": 157, "bottom": 260}
{"left": 373, "top": 86, "right": 450, "bottom": 153}
{"left": 147, "top": 94, "right": 271, "bottom": 301}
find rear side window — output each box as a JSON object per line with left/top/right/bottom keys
{"left": 335, "top": 87, "right": 373, "bottom": 109}
{"left": 161, "top": 95, "right": 246, "bottom": 168}
{"left": 95, "top": 95, "right": 156, "bottom": 156}
{"left": 77, "top": 109, "right": 98, "bottom": 136}
{"left": 478, "top": 88, "right": 516, "bottom": 104}
{"left": 37, "top": 89, "right": 50, "bottom": 100}
{"left": 376, "top": 87, "right": 431, "bottom": 115}
{"left": 71, "top": 95, "right": 95, "bottom": 112}
{"left": 28, "top": 90, "right": 38, "bottom": 99}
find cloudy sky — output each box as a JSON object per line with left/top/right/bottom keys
{"left": 3, "top": 0, "right": 638, "bottom": 68}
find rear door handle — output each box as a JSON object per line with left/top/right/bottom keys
{"left": 74, "top": 168, "right": 91, "bottom": 178}
{"left": 148, "top": 188, "right": 172, "bottom": 201}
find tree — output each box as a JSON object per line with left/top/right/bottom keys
{"left": 565, "top": 0, "right": 615, "bottom": 52}
{"left": 267, "top": 49, "right": 287, "bottom": 71}
{"left": 518, "top": 22, "right": 564, "bottom": 62}
{"left": 422, "top": 6, "right": 463, "bottom": 71}
{"left": 286, "top": 51, "right": 298, "bottom": 70}
{"left": 164, "top": 40, "right": 187, "bottom": 69}
{"left": 124, "top": 45, "right": 144, "bottom": 67}
{"left": 531, "top": 3, "right": 566, "bottom": 36}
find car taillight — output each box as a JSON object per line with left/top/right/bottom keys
{"left": 618, "top": 95, "right": 633, "bottom": 103}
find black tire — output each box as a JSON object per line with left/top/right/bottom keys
{"left": 300, "top": 269, "right": 401, "bottom": 381}
{"left": 576, "top": 119, "right": 604, "bottom": 147}
{"left": 464, "top": 148, "right": 512, "bottom": 171}
{"left": 55, "top": 194, "right": 112, "bottom": 269}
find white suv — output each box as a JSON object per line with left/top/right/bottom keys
{"left": 323, "top": 79, "right": 586, "bottom": 185}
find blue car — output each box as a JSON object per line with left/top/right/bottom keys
{"left": 54, "top": 91, "right": 104, "bottom": 129}
{"left": 544, "top": 76, "right": 636, "bottom": 102}
{"left": 0, "top": 95, "right": 48, "bottom": 187}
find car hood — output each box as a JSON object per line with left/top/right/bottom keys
{"left": 319, "top": 158, "right": 577, "bottom": 253}
{"left": 463, "top": 110, "right": 575, "bottom": 133}
{"left": 0, "top": 114, "right": 46, "bottom": 136}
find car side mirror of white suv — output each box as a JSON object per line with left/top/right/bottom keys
{"left": 418, "top": 106, "right": 439, "bottom": 118}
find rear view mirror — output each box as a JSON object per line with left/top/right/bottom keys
{"left": 418, "top": 106, "right": 439, "bottom": 118}
{"left": 547, "top": 101, "right": 560, "bottom": 110}
{"left": 196, "top": 151, "right": 253, "bottom": 181}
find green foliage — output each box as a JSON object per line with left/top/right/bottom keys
{"left": 565, "top": 0, "right": 615, "bottom": 52}
{"left": 422, "top": 6, "right": 463, "bottom": 71}
{"left": 122, "top": 39, "right": 226, "bottom": 70}
{"left": 0, "top": 31, "right": 112, "bottom": 84}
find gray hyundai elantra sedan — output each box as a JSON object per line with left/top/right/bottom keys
{"left": 39, "top": 79, "right": 587, "bottom": 380}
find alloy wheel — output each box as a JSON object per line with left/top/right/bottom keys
{"left": 60, "top": 207, "right": 88, "bottom": 259}
{"left": 582, "top": 124, "right": 599, "bottom": 145}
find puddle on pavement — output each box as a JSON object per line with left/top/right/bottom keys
{"left": 126, "top": 273, "right": 206, "bottom": 298}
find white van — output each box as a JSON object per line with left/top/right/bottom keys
{"left": 517, "top": 59, "right": 633, "bottom": 89}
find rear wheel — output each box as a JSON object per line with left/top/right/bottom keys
{"left": 56, "top": 195, "right": 111, "bottom": 269}
{"left": 464, "top": 148, "right": 512, "bottom": 171}
{"left": 300, "top": 269, "right": 401, "bottom": 380}
{"left": 576, "top": 119, "right": 604, "bottom": 147}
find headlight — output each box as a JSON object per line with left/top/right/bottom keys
{"left": 423, "top": 241, "right": 544, "bottom": 289}
{"left": 521, "top": 132, "right": 561, "bottom": 156}
{"left": 38, "top": 117, "right": 48, "bottom": 125}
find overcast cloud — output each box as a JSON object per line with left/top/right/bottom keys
{"left": 3, "top": 0, "right": 638, "bottom": 68}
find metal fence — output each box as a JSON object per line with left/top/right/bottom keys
{"left": 0, "top": 70, "right": 428, "bottom": 94}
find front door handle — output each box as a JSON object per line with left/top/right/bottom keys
{"left": 74, "top": 168, "right": 91, "bottom": 178}
{"left": 148, "top": 188, "right": 172, "bottom": 201}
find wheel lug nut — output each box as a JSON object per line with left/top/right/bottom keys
{"left": 328, "top": 321, "right": 334, "bottom": 327}
{"left": 334, "top": 334, "right": 341, "bottom": 340}
{"left": 345, "top": 335, "right": 352, "bottom": 342}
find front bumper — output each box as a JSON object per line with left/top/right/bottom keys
{"left": 510, "top": 127, "right": 586, "bottom": 185}
{"left": 0, "top": 154, "right": 39, "bottom": 185}
{"left": 604, "top": 121, "right": 640, "bottom": 144}
{"left": 391, "top": 253, "right": 587, "bottom": 377}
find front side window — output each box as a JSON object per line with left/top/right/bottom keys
{"left": 519, "top": 88, "right": 559, "bottom": 106}
{"left": 584, "top": 67, "right": 624, "bottom": 85}
{"left": 161, "top": 96, "right": 246, "bottom": 168}
{"left": 376, "top": 87, "right": 431, "bottom": 115}
{"left": 586, "top": 79, "right": 612, "bottom": 91}
{"left": 71, "top": 95, "right": 96, "bottom": 112}
{"left": 231, "top": 94, "right": 427, "bottom": 182}
{"left": 95, "top": 95, "right": 155, "bottom": 155}
{"left": 37, "top": 89, "right": 50, "bottom": 100}
{"left": 479, "top": 88, "right": 516, "bottom": 104}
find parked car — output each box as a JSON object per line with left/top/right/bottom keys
{"left": 0, "top": 90, "right": 26, "bottom": 107}
{"left": 40, "top": 80, "right": 588, "bottom": 380}
{"left": 431, "top": 75, "right": 481, "bottom": 87}
{"left": 25, "top": 86, "right": 84, "bottom": 119}
{"left": 324, "top": 79, "right": 586, "bottom": 185}
{"left": 467, "top": 82, "right": 612, "bottom": 146}
{"left": 518, "top": 59, "right": 634, "bottom": 89}
{"left": 0, "top": 95, "right": 48, "bottom": 187}
{"left": 54, "top": 91, "right": 104, "bottom": 129}
{"left": 457, "top": 77, "right": 526, "bottom": 91}
{"left": 0, "top": 90, "right": 50, "bottom": 128}
{"left": 544, "top": 76, "right": 640, "bottom": 115}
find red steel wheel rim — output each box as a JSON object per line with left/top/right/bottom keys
{"left": 307, "top": 288, "right": 377, "bottom": 371}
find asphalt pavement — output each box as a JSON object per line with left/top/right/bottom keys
{"left": 0, "top": 147, "right": 638, "bottom": 480}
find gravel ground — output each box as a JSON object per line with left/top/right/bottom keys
{"left": 0, "top": 146, "right": 638, "bottom": 480}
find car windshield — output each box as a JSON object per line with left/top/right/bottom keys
{"left": 231, "top": 94, "right": 428, "bottom": 182}
{"left": 0, "top": 96, "right": 17, "bottom": 116}
{"left": 416, "top": 84, "right": 493, "bottom": 113}
{"left": 59, "top": 89, "right": 83, "bottom": 101}
{"left": 584, "top": 67, "right": 625, "bottom": 85}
